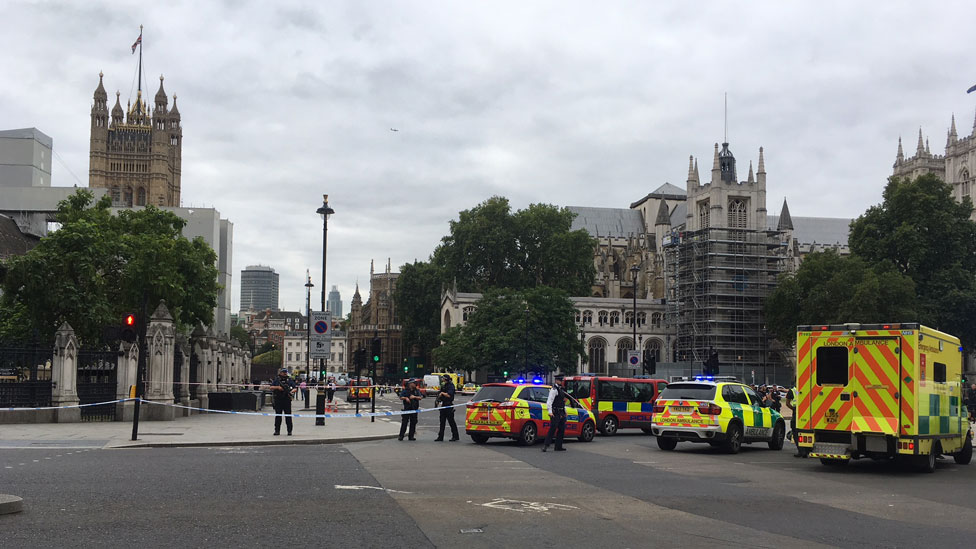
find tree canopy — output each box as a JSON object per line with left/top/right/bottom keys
{"left": 766, "top": 173, "right": 976, "bottom": 348}
{"left": 432, "top": 286, "right": 584, "bottom": 375}
{"left": 0, "top": 190, "right": 219, "bottom": 345}
{"left": 396, "top": 196, "right": 596, "bottom": 364}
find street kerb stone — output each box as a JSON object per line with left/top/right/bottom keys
{"left": 0, "top": 494, "right": 24, "bottom": 515}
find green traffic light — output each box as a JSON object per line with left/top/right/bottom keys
{"left": 373, "top": 355, "right": 380, "bottom": 362}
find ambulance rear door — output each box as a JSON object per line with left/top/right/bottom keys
{"left": 849, "top": 334, "right": 901, "bottom": 435}
{"left": 801, "top": 329, "right": 856, "bottom": 433}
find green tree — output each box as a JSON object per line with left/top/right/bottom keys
{"left": 765, "top": 251, "right": 917, "bottom": 343}
{"left": 0, "top": 190, "right": 219, "bottom": 344}
{"left": 393, "top": 261, "right": 443, "bottom": 365}
{"left": 397, "top": 197, "right": 596, "bottom": 362}
{"left": 849, "top": 174, "right": 976, "bottom": 347}
{"left": 252, "top": 349, "right": 282, "bottom": 367}
{"left": 432, "top": 286, "right": 584, "bottom": 375}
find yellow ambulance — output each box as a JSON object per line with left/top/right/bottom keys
{"left": 794, "top": 323, "right": 972, "bottom": 472}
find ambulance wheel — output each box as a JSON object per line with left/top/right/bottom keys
{"left": 820, "top": 458, "right": 849, "bottom": 467}
{"left": 470, "top": 434, "right": 489, "bottom": 445}
{"left": 768, "top": 421, "right": 786, "bottom": 451}
{"left": 723, "top": 423, "right": 743, "bottom": 454}
{"left": 953, "top": 435, "right": 972, "bottom": 465}
{"left": 915, "top": 451, "right": 937, "bottom": 473}
{"left": 601, "top": 415, "right": 619, "bottom": 436}
{"left": 517, "top": 422, "right": 538, "bottom": 446}
{"left": 578, "top": 420, "right": 596, "bottom": 443}
{"left": 656, "top": 436, "right": 678, "bottom": 451}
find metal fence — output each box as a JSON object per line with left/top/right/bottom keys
{"left": 77, "top": 349, "right": 118, "bottom": 421}
{"left": 0, "top": 343, "right": 53, "bottom": 408}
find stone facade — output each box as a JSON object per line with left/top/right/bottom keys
{"left": 347, "top": 260, "right": 402, "bottom": 378}
{"left": 89, "top": 73, "right": 182, "bottom": 207}
{"left": 440, "top": 286, "right": 669, "bottom": 379}
{"left": 893, "top": 115, "right": 976, "bottom": 221}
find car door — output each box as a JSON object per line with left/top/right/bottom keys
{"left": 742, "top": 385, "right": 772, "bottom": 439}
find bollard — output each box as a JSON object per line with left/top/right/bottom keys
{"left": 315, "top": 391, "right": 326, "bottom": 426}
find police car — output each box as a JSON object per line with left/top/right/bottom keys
{"left": 465, "top": 381, "right": 597, "bottom": 445}
{"left": 650, "top": 380, "right": 786, "bottom": 453}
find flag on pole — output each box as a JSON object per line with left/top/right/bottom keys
{"left": 131, "top": 33, "right": 142, "bottom": 54}
{"left": 968, "top": 83, "right": 976, "bottom": 94}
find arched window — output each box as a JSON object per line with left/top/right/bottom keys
{"left": 110, "top": 186, "right": 121, "bottom": 204}
{"left": 625, "top": 311, "right": 634, "bottom": 327}
{"left": 637, "top": 312, "right": 647, "bottom": 327}
{"left": 582, "top": 310, "right": 593, "bottom": 326}
{"left": 644, "top": 339, "right": 662, "bottom": 362}
{"left": 728, "top": 199, "right": 747, "bottom": 228}
{"left": 123, "top": 186, "right": 133, "bottom": 207}
{"left": 462, "top": 306, "right": 475, "bottom": 322}
{"left": 616, "top": 338, "right": 634, "bottom": 363}
{"left": 609, "top": 311, "right": 620, "bottom": 327}
{"left": 588, "top": 338, "right": 607, "bottom": 373}
{"left": 598, "top": 311, "right": 608, "bottom": 326}
{"left": 962, "top": 169, "right": 971, "bottom": 197}
{"left": 651, "top": 313, "right": 663, "bottom": 329}
{"left": 574, "top": 311, "right": 581, "bottom": 324}
{"left": 443, "top": 310, "right": 452, "bottom": 331}
{"left": 698, "top": 200, "right": 710, "bottom": 228}
{"left": 136, "top": 187, "right": 146, "bottom": 206}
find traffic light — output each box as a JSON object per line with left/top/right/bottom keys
{"left": 643, "top": 350, "right": 657, "bottom": 375}
{"left": 704, "top": 351, "right": 720, "bottom": 376}
{"left": 121, "top": 313, "right": 137, "bottom": 343}
{"left": 371, "top": 337, "right": 381, "bottom": 364}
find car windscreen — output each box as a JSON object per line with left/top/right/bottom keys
{"left": 472, "top": 386, "right": 516, "bottom": 402}
{"left": 564, "top": 379, "right": 591, "bottom": 401}
{"left": 658, "top": 383, "right": 716, "bottom": 401}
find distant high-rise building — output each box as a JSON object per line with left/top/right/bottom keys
{"left": 240, "top": 265, "right": 279, "bottom": 313}
{"left": 327, "top": 285, "right": 343, "bottom": 319}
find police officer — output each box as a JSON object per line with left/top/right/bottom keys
{"left": 435, "top": 374, "right": 460, "bottom": 442}
{"left": 270, "top": 368, "right": 297, "bottom": 436}
{"left": 785, "top": 386, "right": 806, "bottom": 457}
{"left": 543, "top": 375, "right": 569, "bottom": 452}
{"left": 399, "top": 378, "right": 423, "bottom": 441}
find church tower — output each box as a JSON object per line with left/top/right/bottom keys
{"left": 685, "top": 141, "right": 768, "bottom": 232}
{"left": 88, "top": 33, "right": 182, "bottom": 208}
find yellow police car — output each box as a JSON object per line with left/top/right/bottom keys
{"left": 465, "top": 382, "right": 597, "bottom": 445}
{"left": 650, "top": 380, "right": 786, "bottom": 453}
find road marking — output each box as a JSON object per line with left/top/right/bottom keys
{"left": 334, "top": 484, "right": 412, "bottom": 494}
{"left": 474, "top": 498, "right": 579, "bottom": 513}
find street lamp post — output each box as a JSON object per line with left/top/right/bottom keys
{"left": 631, "top": 264, "right": 640, "bottom": 375}
{"left": 523, "top": 307, "right": 529, "bottom": 376}
{"left": 315, "top": 195, "right": 335, "bottom": 380}
{"left": 579, "top": 322, "right": 586, "bottom": 373}
{"left": 305, "top": 272, "right": 314, "bottom": 409}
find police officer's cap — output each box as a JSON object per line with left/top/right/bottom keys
{"left": 279, "top": 368, "right": 288, "bottom": 374}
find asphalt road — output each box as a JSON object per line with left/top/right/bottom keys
{"left": 3, "top": 393, "right": 976, "bottom": 548}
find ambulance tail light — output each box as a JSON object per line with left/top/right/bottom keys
{"left": 698, "top": 403, "right": 722, "bottom": 415}
{"left": 653, "top": 403, "right": 665, "bottom": 413}
{"left": 498, "top": 401, "right": 517, "bottom": 408}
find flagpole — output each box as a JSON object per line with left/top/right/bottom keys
{"left": 137, "top": 24, "right": 143, "bottom": 93}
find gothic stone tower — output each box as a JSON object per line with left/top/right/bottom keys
{"left": 685, "top": 142, "right": 768, "bottom": 231}
{"left": 89, "top": 72, "right": 182, "bottom": 207}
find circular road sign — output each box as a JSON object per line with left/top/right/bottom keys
{"left": 314, "top": 321, "right": 330, "bottom": 334}
{"left": 628, "top": 355, "right": 640, "bottom": 366}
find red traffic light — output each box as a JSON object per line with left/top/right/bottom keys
{"left": 125, "top": 314, "right": 136, "bottom": 326}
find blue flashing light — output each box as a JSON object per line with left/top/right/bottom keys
{"left": 532, "top": 377, "right": 543, "bottom": 384}
{"left": 515, "top": 378, "right": 526, "bottom": 384}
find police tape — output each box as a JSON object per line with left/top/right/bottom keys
{"left": 1, "top": 398, "right": 132, "bottom": 412}
{"left": 135, "top": 398, "right": 483, "bottom": 419}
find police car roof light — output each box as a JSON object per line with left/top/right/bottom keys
{"left": 532, "top": 378, "right": 543, "bottom": 384}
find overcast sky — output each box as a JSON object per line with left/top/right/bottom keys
{"left": 3, "top": 1, "right": 974, "bottom": 314}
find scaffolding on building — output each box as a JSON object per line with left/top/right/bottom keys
{"left": 664, "top": 227, "right": 788, "bottom": 383}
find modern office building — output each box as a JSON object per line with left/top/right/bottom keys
{"left": 240, "top": 265, "right": 279, "bottom": 314}
{"left": 327, "top": 285, "right": 343, "bottom": 319}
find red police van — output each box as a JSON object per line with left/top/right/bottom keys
{"left": 562, "top": 375, "right": 668, "bottom": 435}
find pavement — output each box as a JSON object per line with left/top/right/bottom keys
{"left": 0, "top": 389, "right": 401, "bottom": 449}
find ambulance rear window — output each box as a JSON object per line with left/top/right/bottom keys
{"left": 473, "top": 386, "right": 516, "bottom": 402}
{"left": 659, "top": 383, "right": 716, "bottom": 400}
{"left": 816, "top": 347, "right": 849, "bottom": 385}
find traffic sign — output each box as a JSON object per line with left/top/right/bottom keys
{"left": 309, "top": 311, "right": 332, "bottom": 359}
{"left": 627, "top": 350, "right": 641, "bottom": 367}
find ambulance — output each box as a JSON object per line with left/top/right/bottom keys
{"left": 794, "top": 323, "right": 973, "bottom": 472}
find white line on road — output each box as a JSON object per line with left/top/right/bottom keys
{"left": 334, "top": 484, "right": 413, "bottom": 494}
{"left": 473, "top": 498, "right": 579, "bottom": 513}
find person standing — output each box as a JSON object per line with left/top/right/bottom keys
{"left": 543, "top": 375, "right": 569, "bottom": 452}
{"left": 785, "top": 386, "right": 805, "bottom": 457}
{"left": 399, "top": 379, "right": 423, "bottom": 441}
{"left": 435, "top": 374, "right": 460, "bottom": 442}
{"left": 327, "top": 378, "right": 337, "bottom": 403}
{"left": 271, "top": 368, "right": 297, "bottom": 436}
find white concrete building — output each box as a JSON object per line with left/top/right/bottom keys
{"left": 282, "top": 330, "right": 348, "bottom": 374}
